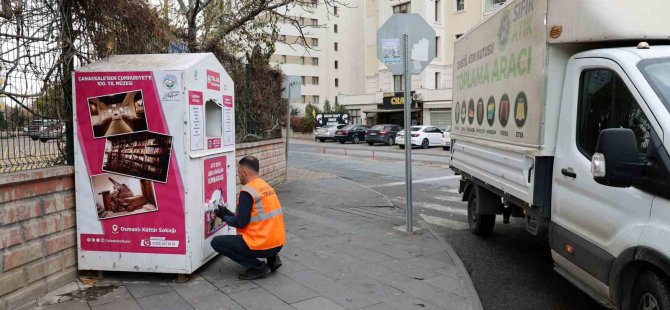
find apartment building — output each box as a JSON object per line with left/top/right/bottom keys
{"left": 269, "top": 3, "right": 365, "bottom": 112}
{"left": 337, "top": 0, "right": 506, "bottom": 129}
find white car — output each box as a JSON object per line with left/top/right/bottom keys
{"left": 441, "top": 126, "right": 452, "bottom": 150}
{"left": 396, "top": 126, "right": 444, "bottom": 149}
{"left": 314, "top": 124, "right": 347, "bottom": 142}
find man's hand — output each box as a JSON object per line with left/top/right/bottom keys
{"left": 214, "top": 206, "right": 234, "bottom": 219}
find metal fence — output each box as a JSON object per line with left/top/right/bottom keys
{"left": 0, "top": 1, "right": 286, "bottom": 173}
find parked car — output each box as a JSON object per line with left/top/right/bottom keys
{"left": 441, "top": 126, "right": 451, "bottom": 150}
{"left": 366, "top": 124, "right": 403, "bottom": 146}
{"left": 38, "top": 122, "right": 65, "bottom": 142}
{"left": 396, "top": 126, "right": 443, "bottom": 149}
{"left": 315, "top": 124, "right": 347, "bottom": 142}
{"left": 334, "top": 124, "right": 369, "bottom": 144}
{"left": 28, "top": 119, "right": 59, "bottom": 140}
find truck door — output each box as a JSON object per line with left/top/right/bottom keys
{"left": 553, "top": 58, "right": 657, "bottom": 288}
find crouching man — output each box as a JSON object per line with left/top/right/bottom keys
{"left": 211, "top": 156, "right": 285, "bottom": 280}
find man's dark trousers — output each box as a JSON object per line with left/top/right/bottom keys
{"left": 211, "top": 235, "right": 282, "bottom": 268}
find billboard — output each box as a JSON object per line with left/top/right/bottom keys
{"left": 452, "top": 0, "right": 546, "bottom": 147}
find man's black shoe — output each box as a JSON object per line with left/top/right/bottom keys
{"left": 268, "top": 255, "right": 282, "bottom": 272}
{"left": 238, "top": 263, "right": 271, "bottom": 280}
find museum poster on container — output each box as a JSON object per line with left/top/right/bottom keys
{"left": 75, "top": 71, "right": 186, "bottom": 255}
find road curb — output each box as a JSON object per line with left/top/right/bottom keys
{"left": 420, "top": 221, "right": 484, "bottom": 310}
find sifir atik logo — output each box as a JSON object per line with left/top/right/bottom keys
{"left": 206, "top": 70, "right": 220, "bottom": 91}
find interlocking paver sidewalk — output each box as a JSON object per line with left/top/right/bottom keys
{"left": 29, "top": 168, "right": 482, "bottom": 310}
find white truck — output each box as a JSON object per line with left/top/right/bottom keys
{"left": 450, "top": 0, "right": 670, "bottom": 308}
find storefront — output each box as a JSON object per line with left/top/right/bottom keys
{"left": 362, "top": 92, "right": 422, "bottom": 126}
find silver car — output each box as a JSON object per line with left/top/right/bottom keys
{"left": 315, "top": 124, "right": 347, "bottom": 142}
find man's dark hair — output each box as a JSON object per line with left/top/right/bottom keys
{"left": 239, "top": 156, "right": 260, "bottom": 173}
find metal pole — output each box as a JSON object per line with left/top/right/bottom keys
{"left": 286, "top": 86, "right": 291, "bottom": 160}
{"left": 403, "top": 33, "right": 413, "bottom": 233}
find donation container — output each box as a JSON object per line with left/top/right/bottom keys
{"left": 73, "top": 53, "right": 237, "bottom": 274}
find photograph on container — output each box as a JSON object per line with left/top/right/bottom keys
{"left": 204, "top": 155, "right": 229, "bottom": 239}
{"left": 91, "top": 173, "right": 158, "bottom": 220}
{"left": 88, "top": 90, "right": 149, "bottom": 138}
{"left": 102, "top": 131, "right": 172, "bottom": 183}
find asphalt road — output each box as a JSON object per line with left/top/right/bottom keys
{"left": 288, "top": 139, "right": 604, "bottom": 310}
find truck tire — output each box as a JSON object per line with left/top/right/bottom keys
{"left": 629, "top": 271, "right": 670, "bottom": 310}
{"left": 353, "top": 136, "right": 360, "bottom": 144}
{"left": 467, "top": 188, "right": 496, "bottom": 237}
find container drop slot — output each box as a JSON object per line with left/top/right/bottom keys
{"left": 205, "top": 99, "right": 223, "bottom": 138}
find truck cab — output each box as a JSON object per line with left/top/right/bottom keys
{"left": 550, "top": 45, "right": 670, "bottom": 309}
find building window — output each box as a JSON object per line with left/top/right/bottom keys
{"left": 281, "top": 55, "right": 286, "bottom": 63}
{"left": 312, "top": 96, "right": 320, "bottom": 105}
{"left": 349, "top": 109, "right": 362, "bottom": 124}
{"left": 311, "top": 38, "right": 319, "bottom": 47}
{"left": 312, "top": 76, "right": 319, "bottom": 85}
{"left": 312, "top": 18, "right": 318, "bottom": 26}
{"left": 394, "top": 75, "right": 404, "bottom": 92}
{"left": 485, "top": 0, "right": 507, "bottom": 12}
{"left": 334, "top": 42, "right": 338, "bottom": 51}
{"left": 435, "top": 72, "right": 440, "bottom": 89}
{"left": 335, "top": 78, "right": 339, "bottom": 87}
{"left": 301, "top": 76, "right": 306, "bottom": 85}
{"left": 334, "top": 60, "right": 339, "bottom": 69}
{"left": 302, "top": 95, "right": 307, "bottom": 103}
{"left": 301, "top": 56, "right": 305, "bottom": 65}
{"left": 312, "top": 57, "right": 319, "bottom": 66}
{"left": 393, "top": 2, "right": 411, "bottom": 14}
{"left": 435, "top": 0, "right": 441, "bottom": 22}
{"left": 334, "top": 6, "right": 338, "bottom": 15}
{"left": 299, "top": 17, "right": 305, "bottom": 25}
{"left": 435, "top": 37, "right": 440, "bottom": 59}
{"left": 334, "top": 24, "right": 338, "bottom": 33}
{"left": 455, "top": 0, "right": 465, "bottom": 11}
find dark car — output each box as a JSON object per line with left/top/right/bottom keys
{"left": 335, "top": 124, "right": 370, "bottom": 144}
{"left": 366, "top": 124, "right": 403, "bottom": 146}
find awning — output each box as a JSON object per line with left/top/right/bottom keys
{"left": 362, "top": 108, "right": 421, "bottom": 113}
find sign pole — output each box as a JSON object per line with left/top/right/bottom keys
{"left": 403, "top": 33, "right": 413, "bottom": 233}
{"left": 286, "top": 86, "right": 291, "bottom": 160}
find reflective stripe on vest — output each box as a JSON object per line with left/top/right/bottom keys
{"left": 242, "top": 184, "right": 282, "bottom": 223}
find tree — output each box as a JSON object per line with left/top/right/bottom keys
{"left": 0, "top": 111, "right": 7, "bottom": 130}
{"left": 322, "top": 99, "right": 332, "bottom": 113}
{"left": 333, "top": 101, "right": 348, "bottom": 113}
{"left": 304, "top": 103, "right": 320, "bottom": 130}
{"left": 167, "top": 0, "right": 351, "bottom": 56}
{"left": 290, "top": 106, "right": 300, "bottom": 116}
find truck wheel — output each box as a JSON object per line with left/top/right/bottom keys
{"left": 421, "top": 139, "right": 429, "bottom": 149}
{"left": 387, "top": 137, "right": 395, "bottom": 146}
{"left": 467, "top": 189, "right": 495, "bottom": 237}
{"left": 353, "top": 136, "right": 360, "bottom": 144}
{"left": 630, "top": 271, "right": 670, "bottom": 310}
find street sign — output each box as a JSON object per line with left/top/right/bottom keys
{"left": 282, "top": 75, "right": 301, "bottom": 102}
{"left": 283, "top": 75, "right": 302, "bottom": 160}
{"left": 377, "top": 14, "right": 436, "bottom": 233}
{"left": 377, "top": 14, "right": 436, "bottom": 75}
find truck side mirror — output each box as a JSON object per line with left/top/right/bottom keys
{"left": 592, "top": 128, "right": 645, "bottom": 187}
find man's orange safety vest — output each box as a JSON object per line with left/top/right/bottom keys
{"left": 237, "top": 177, "right": 286, "bottom": 250}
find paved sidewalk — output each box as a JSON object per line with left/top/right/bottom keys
{"left": 30, "top": 168, "right": 481, "bottom": 310}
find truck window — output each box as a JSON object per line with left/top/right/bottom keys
{"left": 576, "top": 69, "right": 652, "bottom": 158}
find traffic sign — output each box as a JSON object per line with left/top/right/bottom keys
{"left": 377, "top": 14, "right": 436, "bottom": 75}
{"left": 376, "top": 14, "right": 436, "bottom": 233}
